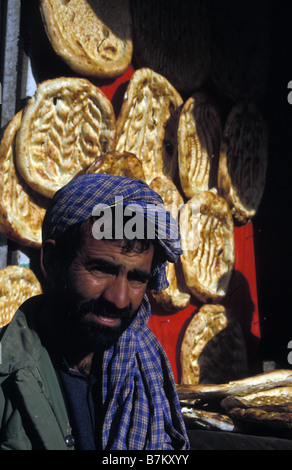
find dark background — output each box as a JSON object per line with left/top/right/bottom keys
{"left": 254, "top": 0, "right": 292, "bottom": 367}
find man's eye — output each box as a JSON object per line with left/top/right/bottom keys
{"left": 88, "top": 264, "right": 115, "bottom": 275}
{"left": 127, "top": 273, "right": 150, "bottom": 284}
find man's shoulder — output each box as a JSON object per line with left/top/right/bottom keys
{"left": 0, "top": 295, "right": 44, "bottom": 374}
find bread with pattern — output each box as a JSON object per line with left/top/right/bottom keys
{"left": 15, "top": 77, "right": 116, "bottom": 198}
{"left": 0, "top": 265, "right": 42, "bottom": 328}
{"left": 116, "top": 68, "right": 183, "bottom": 185}
{"left": 0, "top": 111, "right": 49, "bottom": 248}
{"left": 178, "top": 91, "right": 222, "bottom": 198}
{"left": 180, "top": 191, "right": 235, "bottom": 303}
{"left": 149, "top": 176, "right": 190, "bottom": 312}
{"left": 218, "top": 101, "right": 268, "bottom": 224}
{"left": 40, "top": 0, "right": 133, "bottom": 78}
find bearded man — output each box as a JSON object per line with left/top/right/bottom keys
{"left": 0, "top": 173, "right": 189, "bottom": 451}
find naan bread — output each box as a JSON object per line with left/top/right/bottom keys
{"left": 40, "top": 0, "right": 133, "bottom": 78}
{"left": 0, "top": 111, "right": 49, "bottom": 248}
{"left": 116, "top": 68, "right": 183, "bottom": 185}
{"left": 181, "top": 304, "right": 247, "bottom": 385}
{"left": 81, "top": 150, "right": 145, "bottom": 181}
{"left": 181, "top": 406, "right": 235, "bottom": 432}
{"left": 178, "top": 92, "right": 221, "bottom": 198}
{"left": 218, "top": 101, "right": 268, "bottom": 224}
{"left": 177, "top": 370, "right": 292, "bottom": 401}
{"left": 15, "top": 77, "right": 116, "bottom": 198}
{"left": 149, "top": 176, "right": 190, "bottom": 312}
{"left": 226, "top": 407, "right": 292, "bottom": 429}
{"left": 180, "top": 191, "right": 235, "bottom": 302}
{"left": 221, "top": 387, "right": 292, "bottom": 413}
{"left": 0, "top": 266, "right": 42, "bottom": 328}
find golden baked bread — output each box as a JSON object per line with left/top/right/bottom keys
{"left": 148, "top": 176, "right": 190, "bottom": 312}
{"left": 225, "top": 407, "right": 292, "bottom": 429}
{"left": 180, "top": 191, "right": 235, "bottom": 303}
{"left": 180, "top": 406, "right": 235, "bottom": 432}
{"left": 178, "top": 92, "right": 222, "bottom": 198}
{"left": 0, "top": 111, "right": 49, "bottom": 248}
{"left": 177, "top": 370, "right": 292, "bottom": 401}
{"left": 80, "top": 150, "right": 145, "bottom": 181}
{"left": 0, "top": 265, "right": 42, "bottom": 328}
{"left": 131, "top": 0, "right": 210, "bottom": 92}
{"left": 218, "top": 101, "right": 268, "bottom": 224}
{"left": 15, "top": 77, "right": 116, "bottom": 198}
{"left": 116, "top": 68, "right": 183, "bottom": 185}
{"left": 40, "top": 0, "right": 133, "bottom": 78}
{"left": 221, "top": 387, "right": 292, "bottom": 413}
{"left": 180, "top": 304, "right": 247, "bottom": 385}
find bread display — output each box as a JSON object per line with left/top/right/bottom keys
{"left": 40, "top": 0, "right": 133, "bottom": 78}
{"left": 178, "top": 92, "right": 222, "bottom": 198}
{"left": 115, "top": 68, "right": 183, "bottom": 185}
{"left": 149, "top": 176, "right": 190, "bottom": 312}
{"left": 179, "top": 406, "right": 235, "bottom": 432}
{"left": 218, "top": 101, "right": 268, "bottom": 224}
{"left": 0, "top": 111, "right": 49, "bottom": 248}
{"left": 0, "top": 4, "right": 276, "bottom": 442}
{"left": 0, "top": 265, "right": 42, "bottom": 328}
{"left": 177, "top": 370, "right": 292, "bottom": 401}
{"left": 180, "top": 191, "right": 235, "bottom": 303}
{"left": 131, "top": 0, "right": 210, "bottom": 92}
{"left": 178, "top": 370, "right": 292, "bottom": 433}
{"left": 221, "top": 387, "right": 292, "bottom": 413}
{"left": 81, "top": 150, "right": 145, "bottom": 181}
{"left": 180, "top": 304, "right": 247, "bottom": 385}
{"left": 15, "top": 77, "right": 116, "bottom": 198}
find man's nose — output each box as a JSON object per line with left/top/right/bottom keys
{"left": 103, "top": 274, "right": 130, "bottom": 310}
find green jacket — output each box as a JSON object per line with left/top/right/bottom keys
{"left": 0, "top": 297, "right": 74, "bottom": 450}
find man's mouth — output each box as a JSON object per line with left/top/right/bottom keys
{"left": 85, "top": 311, "right": 122, "bottom": 328}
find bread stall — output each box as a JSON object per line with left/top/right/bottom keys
{"left": 0, "top": 0, "right": 292, "bottom": 450}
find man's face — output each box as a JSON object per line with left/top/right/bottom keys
{"left": 50, "top": 228, "right": 154, "bottom": 352}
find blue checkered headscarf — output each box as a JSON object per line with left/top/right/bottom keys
{"left": 42, "top": 173, "right": 182, "bottom": 292}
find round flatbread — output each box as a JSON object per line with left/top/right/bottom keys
{"left": 178, "top": 92, "right": 222, "bottom": 198}
{"left": 180, "top": 190, "right": 235, "bottom": 303}
{"left": 15, "top": 77, "right": 116, "bottom": 198}
{"left": 218, "top": 101, "right": 268, "bottom": 224}
{"left": 149, "top": 176, "right": 190, "bottom": 312}
{"left": 40, "top": 0, "right": 133, "bottom": 78}
{"left": 116, "top": 68, "right": 183, "bottom": 185}
{"left": 0, "top": 111, "right": 49, "bottom": 248}
{"left": 0, "top": 265, "right": 42, "bottom": 328}
{"left": 180, "top": 304, "right": 247, "bottom": 385}
{"left": 81, "top": 150, "right": 145, "bottom": 181}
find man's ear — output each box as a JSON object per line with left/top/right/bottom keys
{"left": 40, "top": 239, "right": 58, "bottom": 284}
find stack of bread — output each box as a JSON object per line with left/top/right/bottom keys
{"left": 177, "top": 369, "right": 292, "bottom": 434}
{"left": 0, "top": 0, "right": 270, "bottom": 409}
